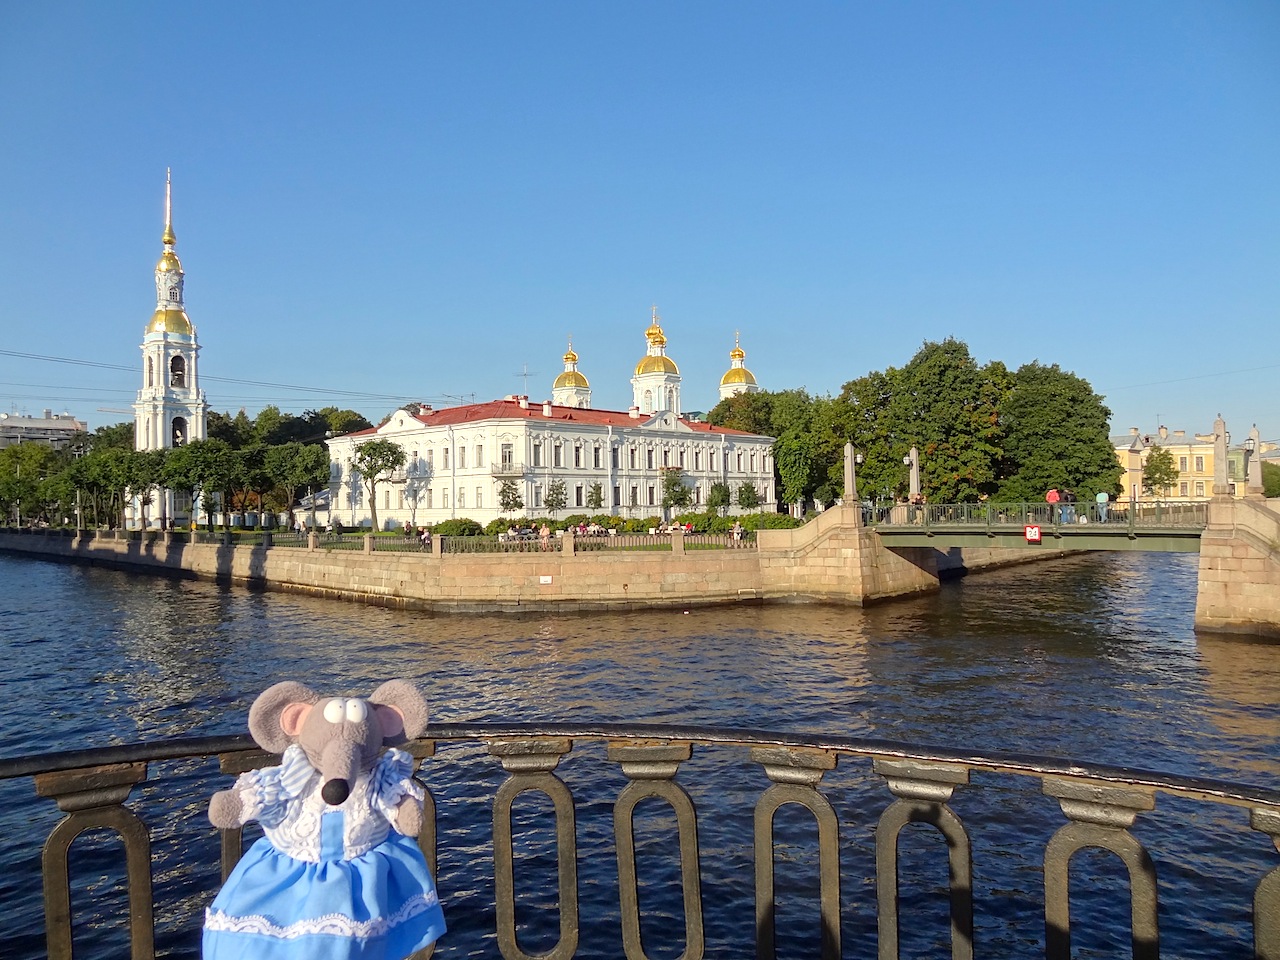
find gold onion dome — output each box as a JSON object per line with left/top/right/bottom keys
{"left": 635, "top": 354, "right": 679, "bottom": 376}
{"left": 155, "top": 250, "right": 183, "bottom": 273}
{"left": 554, "top": 370, "right": 589, "bottom": 389}
{"left": 147, "top": 307, "right": 194, "bottom": 335}
{"left": 645, "top": 321, "right": 667, "bottom": 347}
{"left": 720, "top": 366, "right": 757, "bottom": 386}
{"left": 730, "top": 344, "right": 746, "bottom": 361}
{"left": 563, "top": 345, "right": 578, "bottom": 363}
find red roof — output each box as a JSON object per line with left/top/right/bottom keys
{"left": 349, "top": 398, "right": 768, "bottom": 438}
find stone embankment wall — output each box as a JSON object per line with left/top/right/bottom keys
{"left": 1195, "top": 497, "right": 1280, "bottom": 639}
{"left": 0, "top": 511, "right": 1070, "bottom": 613}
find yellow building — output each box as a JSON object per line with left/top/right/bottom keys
{"left": 1113, "top": 424, "right": 1272, "bottom": 502}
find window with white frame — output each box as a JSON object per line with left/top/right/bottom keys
{"left": 574, "top": 446, "right": 582, "bottom": 468}
{"left": 629, "top": 447, "right": 636, "bottom": 469}
{"left": 458, "top": 488, "right": 465, "bottom": 508}
{"left": 646, "top": 449, "right": 654, "bottom": 469}
{"left": 554, "top": 444, "right": 563, "bottom": 468}
{"left": 1194, "top": 456, "right": 1205, "bottom": 472}
{"left": 533, "top": 485, "right": 543, "bottom": 508}
{"left": 443, "top": 448, "right": 449, "bottom": 469}
{"left": 575, "top": 485, "right": 583, "bottom": 507}
{"left": 476, "top": 487, "right": 483, "bottom": 509}
{"left": 593, "top": 446, "right": 601, "bottom": 469}
{"left": 533, "top": 442, "right": 543, "bottom": 467}
{"left": 613, "top": 484, "right": 621, "bottom": 506}
{"left": 475, "top": 445, "right": 484, "bottom": 468}
{"left": 443, "top": 489, "right": 449, "bottom": 508}
{"left": 648, "top": 486, "right": 655, "bottom": 506}
{"left": 458, "top": 447, "right": 466, "bottom": 470}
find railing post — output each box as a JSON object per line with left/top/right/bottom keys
{"left": 873, "top": 759, "right": 973, "bottom": 960}
{"left": 363, "top": 534, "right": 374, "bottom": 554}
{"left": 752, "top": 746, "right": 840, "bottom": 960}
{"left": 34, "top": 762, "right": 154, "bottom": 960}
{"left": 1042, "top": 778, "right": 1158, "bottom": 960}
{"left": 1253, "top": 807, "right": 1280, "bottom": 960}
{"left": 671, "top": 528, "right": 684, "bottom": 554}
{"left": 307, "top": 532, "right": 317, "bottom": 551}
{"left": 562, "top": 529, "right": 575, "bottom": 556}
{"left": 490, "top": 738, "right": 578, "bottom": 960}
{"left": 609, "top": 741, "right": 703, "bottom": 960}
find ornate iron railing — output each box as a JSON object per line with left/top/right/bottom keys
{"left": 868, "top": 500, "right": 1210, "bottom": 532}
{"left": 3, "top": 724, "right": 1278, "bottom": 960}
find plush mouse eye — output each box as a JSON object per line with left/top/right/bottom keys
{"left": 345, "top": 699, "right": 368, "bottom": 723}
{"left": 323, "top": 699, "right": 345, "bottom": 724}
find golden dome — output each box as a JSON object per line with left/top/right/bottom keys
{"left": 155, "top": 250, "right": 183, "bottom": 273}
{"left": 645, "top": 322, "right": 667, "bottom": 347}
{"left": 554, "top": 370, "right": 589, "bottom": 389}
{"left": 635, "top": 355, "right": 680, "bottom": 376}
{"left": 147, "top": 308, "right": 194, "bottom": 336}
{"left": 563, "top": 346, "right": 579, "bottom": 364}
{"left": 720, "top": 367, "right": 757, "bottom": 387}
{"left": 730, "top": 345, "right": 746, "bottom": 361}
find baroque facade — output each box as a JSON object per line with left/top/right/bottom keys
{"left": 326, "top": 316, "right": 773, "bottom": 529}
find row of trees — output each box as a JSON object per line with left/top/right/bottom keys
{"left": 0, "top": 405, "right": 368, "bottom": 529}
{"left": 707, "top": 338, "right": 1125, "bottom": 510}
{"left": 493, "top": 473, "right": 763, "bottom": 517}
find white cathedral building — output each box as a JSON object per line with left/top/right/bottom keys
{"left": 120, "top": 174, "right": 770, "bottom": 530}
{"left": 326, "top": 312, "right": 773, "bottom": 529}
{"left": 131, "top": 171, "right": 208, "bottom": 526}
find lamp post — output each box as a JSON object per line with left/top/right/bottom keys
{"left": 1246, "top": 424, "right": 1263, "bottom": 497}
{"left": 903, "top": 446, "right": 920, "bottom": 501}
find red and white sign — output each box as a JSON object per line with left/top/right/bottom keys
{"left": 1025, "top": 525, "right": 1042, "bottom": 543}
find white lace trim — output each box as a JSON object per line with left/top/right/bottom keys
{"left": 205, "top": 889, "right": 440, "bottom": 941}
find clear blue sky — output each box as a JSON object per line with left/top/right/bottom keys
{"left": 1, "top": 2, "right": 1276, "bottom": 441}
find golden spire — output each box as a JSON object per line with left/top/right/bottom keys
{"left": 162, "top": 168, "right": 176, "bottom": 246}
{"left": 645, "top": 305, "right": 666, "bottom": 345}
{"left": 563, "top": 335, "right": 578, "bottom": 363}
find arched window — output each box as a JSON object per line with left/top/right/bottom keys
{"left": 643, "top": 389, "right": 653, "bottom": 412}
{"left": 147, "top": 357, "right": 154, "bottom": 387}
{"left": 171, "top": 416, "right": 187, "bottom": 447}
{"left": 666, "top": 388, "right": 675, "bottom": 411}
{"left": 170, "top": 356, "right": 186, "bottom": 387}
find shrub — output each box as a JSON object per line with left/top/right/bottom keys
{"left": 433, "top": 518, "right": 483, "bottom": 537}
{"left": 741, "top": 512, "right": 802, "bottom": 531}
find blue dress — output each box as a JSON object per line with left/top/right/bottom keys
{"left": 204, "top": 746, "right": 446, "bottom": 960}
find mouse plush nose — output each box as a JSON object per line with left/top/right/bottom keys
{"left": 321, "top": 779, "right": 350, "bottom": 805}
{"left": 317, "top": 738, "right": 361, "bottom": 806}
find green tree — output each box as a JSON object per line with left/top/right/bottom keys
{"left": 884, "top": 339, "right": 1006, "bottom": 503}
{"left": 0, "top": 442, "right": 56, "bottom": 524}
{"left": 660, "top": 468, "right": 693, "bottom": 514}
{"left": 994, "top": 362, "right": 1121, "bottom": 502}
{"left": 707, "top": 481, "right": 731, "bottom": 514}
{"left": 544, "top": 479, "right": 568, "bottom": 517}
{"left": 706, "top": 391, "right": 775, "bottom": 435}
{"left": 164, "top": 438, "right": 235, "bottom": 528}
{"left": 91, "top": 421, "right": 136, "bottom": 451}
{"left": 351, "top": 438, "right": 406, "bottom": 532}
{"left": 125, "top": 449, "right": 168, "bottom": 528}
{"left": 1262, "top": 462, "right": 1280, "bottom": 499}
{"left": 737, "top": 482, "right": 760, "bottom": 510}
{"left": 586, "top": 481, "right": 605, "bottom": 511}
{"left": 774, "top": 434, "right": 814, "bottom": 511}
{"left": 497, "top": 479, "right": 524, "bottom": 513}
{"left": 1142, "top": 444, "right": 1179, "bottom": 497}
{"left": 265, "top": 442, "right": 331, "bottom": 528}
{"left": 312, "top": 407, "right": 374, "bottom": 436}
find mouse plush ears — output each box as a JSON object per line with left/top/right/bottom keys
{"left": 245, "top": 679, "right": 429, "bottom": 752}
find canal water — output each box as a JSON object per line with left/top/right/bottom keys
{"left": 1, "top": 551, "right": 1277, "bottom": 958}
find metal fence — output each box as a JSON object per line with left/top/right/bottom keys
{"left": 869, "top": 501, "right": 1211, "bottom": 531}
{"left": 3, "top": 723, "right": 1277, "bottom": 960}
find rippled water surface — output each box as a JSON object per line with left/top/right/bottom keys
{"left": 1, "top": 551, "right": 1277, "bottom": 958}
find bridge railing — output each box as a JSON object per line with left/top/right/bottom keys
{"left": 2, "top": 722, "right": 1277, "bottom": 959}
{"left": 869, "top": 500, "right": 1210, "bottom": 531}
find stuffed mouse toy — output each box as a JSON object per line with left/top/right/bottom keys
{"left": 203, "top": 679, "right": 445, "bottom": 960}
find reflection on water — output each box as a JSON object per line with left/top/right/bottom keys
{"left": 0, "top": 551, "right": 1277, "bottom": 958}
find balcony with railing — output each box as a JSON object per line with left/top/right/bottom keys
{"left": 4, "top": 723, "right": 1278, "bottom": 959}
{"left": 491, "top": 461, "right": 527, "bottom": 478}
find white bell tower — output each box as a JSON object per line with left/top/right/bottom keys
{"left": 134, "top": 169, "right": 207, "bottom": 453}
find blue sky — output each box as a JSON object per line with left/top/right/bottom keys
{"left": 1, "top": 2, "right": 1276, "bottom": 440}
